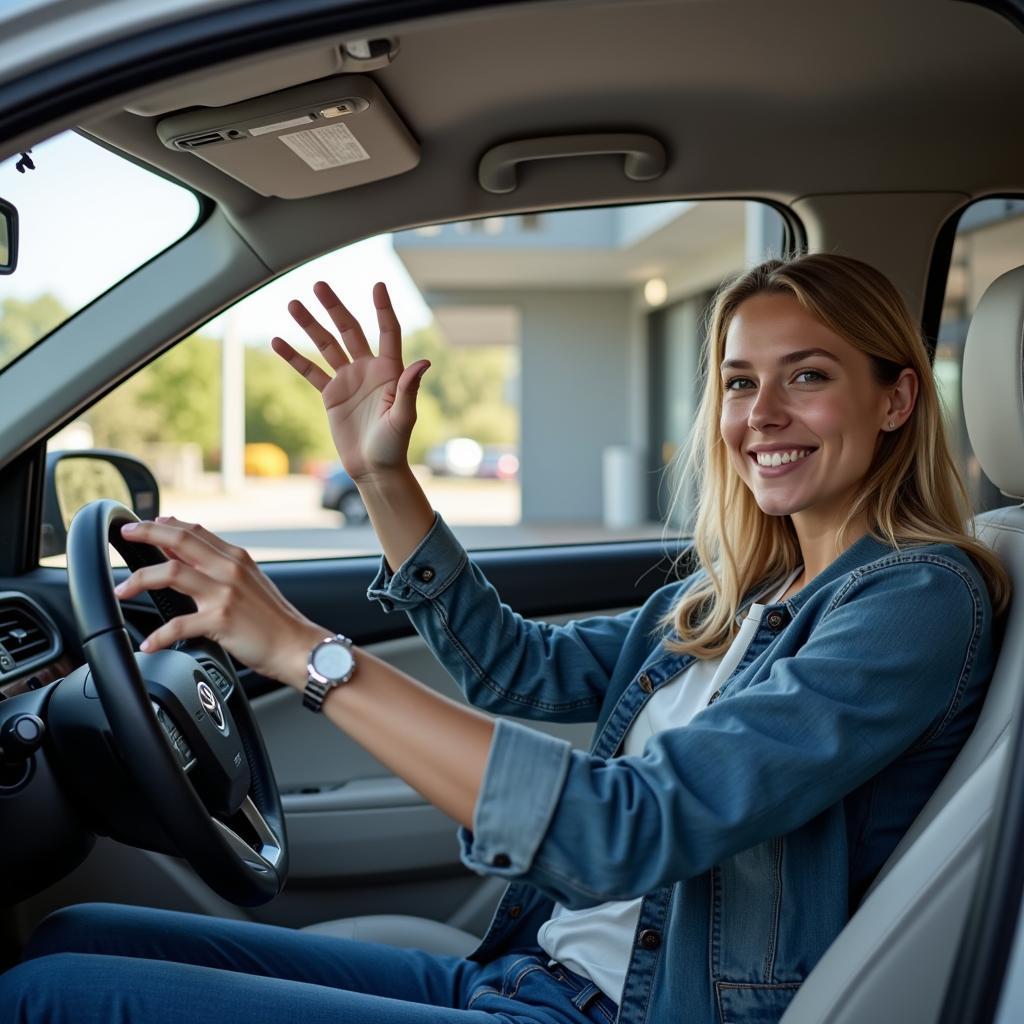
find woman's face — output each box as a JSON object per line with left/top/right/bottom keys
{"left": 719, "top": 291, "right": 907, "bottom": 533}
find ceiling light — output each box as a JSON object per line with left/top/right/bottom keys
{"left": 644, "top": 278, "right": 668, "bottom": 306}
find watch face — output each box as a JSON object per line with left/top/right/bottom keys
{"left": 312, "top": 641, "right": 354, "bottom": 681}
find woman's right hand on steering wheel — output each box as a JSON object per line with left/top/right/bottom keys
{"left": 270, "top": 281, "right": 430, "bottom": 483}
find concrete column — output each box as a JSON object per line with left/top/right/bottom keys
{"left": 220, "top": 311, "right": 245, "bottom": 494}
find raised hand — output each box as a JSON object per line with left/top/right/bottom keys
{"left": 270, "top": 281, "right": 429, "bottom": 482}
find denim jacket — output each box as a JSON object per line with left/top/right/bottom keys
{"left": 367, "top": 514, "right": 995, "bottom": 1024}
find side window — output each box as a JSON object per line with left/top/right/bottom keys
{"left": 935, "top": 198, "right": 1024, "bottom": 514}
{"left": 48, "top": 201, "right": 787, "bottom": 562}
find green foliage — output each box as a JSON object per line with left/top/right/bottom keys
{"left": 243, "top": 346, "right": 335, "bottom": 468}
{"left": 404, "top": 324, "right": 518, "bottom": 455}
{"left": 3, "top": 288, "right": 519, "bottom": 472}
{"left": 0, "top": 293, "right": 67, "bottom": 366}
{"left": 87, "top": 334, "right": 222, "bottom": 462}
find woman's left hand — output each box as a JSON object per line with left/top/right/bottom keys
{"left": 114, "top": 516, "right": 325, "bottom": 689}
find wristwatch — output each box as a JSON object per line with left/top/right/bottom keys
{"left": 303, "top": 634, "right": 356, "bottom": 712}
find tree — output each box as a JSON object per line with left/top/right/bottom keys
{"left": 86, "top": 333, "right": 221, "bottom": 462}
{"left": 403, "top": 324, "right": 518, "bottom": 459}
{"left": 243, "top": 345, "right": 335, "bottom": 468}
{"left": 0, "top": 292, "right": 67, "bottom": 365}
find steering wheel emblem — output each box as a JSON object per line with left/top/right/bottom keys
{"left": 197, "top": 680, "right": 226, "bottom": 733}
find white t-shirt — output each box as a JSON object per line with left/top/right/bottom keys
{"left": 536, "top": 567, "right": 802, "bottom": 1004}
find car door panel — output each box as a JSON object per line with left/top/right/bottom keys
{"left": 255, "top": 628, "right": 608, "bottom": 882}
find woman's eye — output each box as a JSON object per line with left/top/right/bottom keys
{"left": 723, "top": 370, "right": 828, "bottom": 391}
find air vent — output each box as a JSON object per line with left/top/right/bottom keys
{"left": 0, "top": 600, "right": 58, "bottom": 671}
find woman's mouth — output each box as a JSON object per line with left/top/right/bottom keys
{"left": 749, "top": 447, "right": 817, "bottom": 476}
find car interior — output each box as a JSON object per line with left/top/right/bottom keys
{"left": 2, "top": 1, "right": 1024, "bottom": 1021}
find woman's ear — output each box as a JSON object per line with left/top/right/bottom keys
{"left": 886, "top": 367, "right": 918, "bottom": 428}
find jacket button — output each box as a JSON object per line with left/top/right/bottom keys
{"left": 639, "top": 929, "right": 662, "bottom": 950}
{"left": 707, "top": 688, "right": 721, "bottom": 706}
{"left": 638, "top": 673, "right": 654, "bottom": 693}
{"left": 492, "top": 853, "right": 511, "bottom": 868}
{"left": 417, "top": 567, "right": 435, "bottom": 583}
{"left": 508, "top": 904, "right": 523, "bottom": 919}
{"left": 765, "top": 610, "right": 787, "bottom": 630}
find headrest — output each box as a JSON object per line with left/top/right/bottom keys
{"left": 962, "top": 264, "right": 1024, "bottom": 500}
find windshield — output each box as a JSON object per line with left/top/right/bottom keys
{"left": 0, "top": 131, "right": 200, "bottom": 374}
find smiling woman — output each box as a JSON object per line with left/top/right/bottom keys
{"left": 663, "top": 253, "right": 1010, "bottom": 659}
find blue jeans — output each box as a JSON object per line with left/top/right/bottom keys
{"left": 0, "top": 903, "right": 618, "bottom": 1024}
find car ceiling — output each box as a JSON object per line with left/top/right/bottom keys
{"left": 77, "top": 0, "right": 1024, "bottom": 275}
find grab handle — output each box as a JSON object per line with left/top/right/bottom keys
{"left": 478, "top": 133, "right": 667, "bottom": 194}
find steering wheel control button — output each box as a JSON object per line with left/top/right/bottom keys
{"left": 202, "top": 663, "right": 232, "bottom": 699}
{"left": 197, "top": 680, "right": 228, "bottom": 734}
{"left": 0, "top": 713, "right": 45, "bottom": 760}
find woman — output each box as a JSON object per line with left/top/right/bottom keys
{"left": 1, "top": 254, "right": 1008, "bottom": 1023}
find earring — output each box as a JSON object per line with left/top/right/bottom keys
{"left": 888, "top": 421, "right": 895, "bottom": 429}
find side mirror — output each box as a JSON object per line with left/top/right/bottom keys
{"left": 0, "top": 197, "right": 18, "bottom": 275}
{"left": 41, "top": 450, "right": 160, "bottom": 559}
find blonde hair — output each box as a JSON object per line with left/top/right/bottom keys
{"left": 660, "top": 253, "right": 1011, "bottom": 659}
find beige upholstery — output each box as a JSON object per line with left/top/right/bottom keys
{"left": 780, "top": 267, "right": 1024, "bottom": 1021}
{"left": 306, "top": 268, "right": 1024, "bottom": 1023}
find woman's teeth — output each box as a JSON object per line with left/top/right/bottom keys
{"left": 755, "top": 449, "right": 814, "bottom": 467}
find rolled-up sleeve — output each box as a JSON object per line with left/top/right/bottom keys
{"left": 366, "top": 512, "right": 467, "bottom": 613}
{"left": 458, "top": 718, "right": 573, "bottom": 877}
{"left": 367, "top": 512, "right": 671, "bottom": 723}
{"left": 454, "top": 557, "right": 990, "bottom": 908}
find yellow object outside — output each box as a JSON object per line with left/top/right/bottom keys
{"left": 244, "top": 442, "right": 289, "bottom": 477}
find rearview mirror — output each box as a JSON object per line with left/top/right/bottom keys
{"left": 41, "top": 450, "right": 160, "bottom": 559}
{"left": 0, "top": 197, "right": 18, "bottom": 275}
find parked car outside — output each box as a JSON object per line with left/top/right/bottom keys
{"left": 424, "top": 437, "right": 483, "bottom": 476}
{"left": 477, "top": 444, "right": 519, "bottom": 479}
{"left": 425, "top": 439, "right": 518, "bottom": 478}
{"left": 319, "top": 463, "right": 369, "bottom": 524}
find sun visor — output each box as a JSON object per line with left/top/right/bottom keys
{"left": 156, "top": 76, "right": 418, "bottom": 199}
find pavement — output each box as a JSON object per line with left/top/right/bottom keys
{"left": 158, "top": 473, "right": 668, "bottom": 561}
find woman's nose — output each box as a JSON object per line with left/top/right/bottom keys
{"left": 748, "top": 381, "right": 789, "bottom": 431}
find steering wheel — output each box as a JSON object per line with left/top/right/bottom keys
{"left": 65, "top": 499, "right": 288, "bottom": 906}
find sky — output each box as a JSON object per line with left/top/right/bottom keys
{"left": 0, "top": 130, "right": 433, "bottom": 351}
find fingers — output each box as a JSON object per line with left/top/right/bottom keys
{"left": 119, "top": 518, "right": 246, "bottom": 583}
{"left": 114, "top": 558, "right": 212, "bottom": 605}
{"left": 270, "top": 337, "right": 331, "bottom": 391}
{"left": 137, "top": 612, "right": 210, "bottom": 653}
{"left": 391, "top": 360, "right": 430, "bottom": 436}
{"left": 373, "top": 281, "right": 402, "bottom": 361}
{"left": 286, "top": 299, "right": 351, "bottom": 371}
{"left": 313, "top": 282, "right": 374, "bottom": 360}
